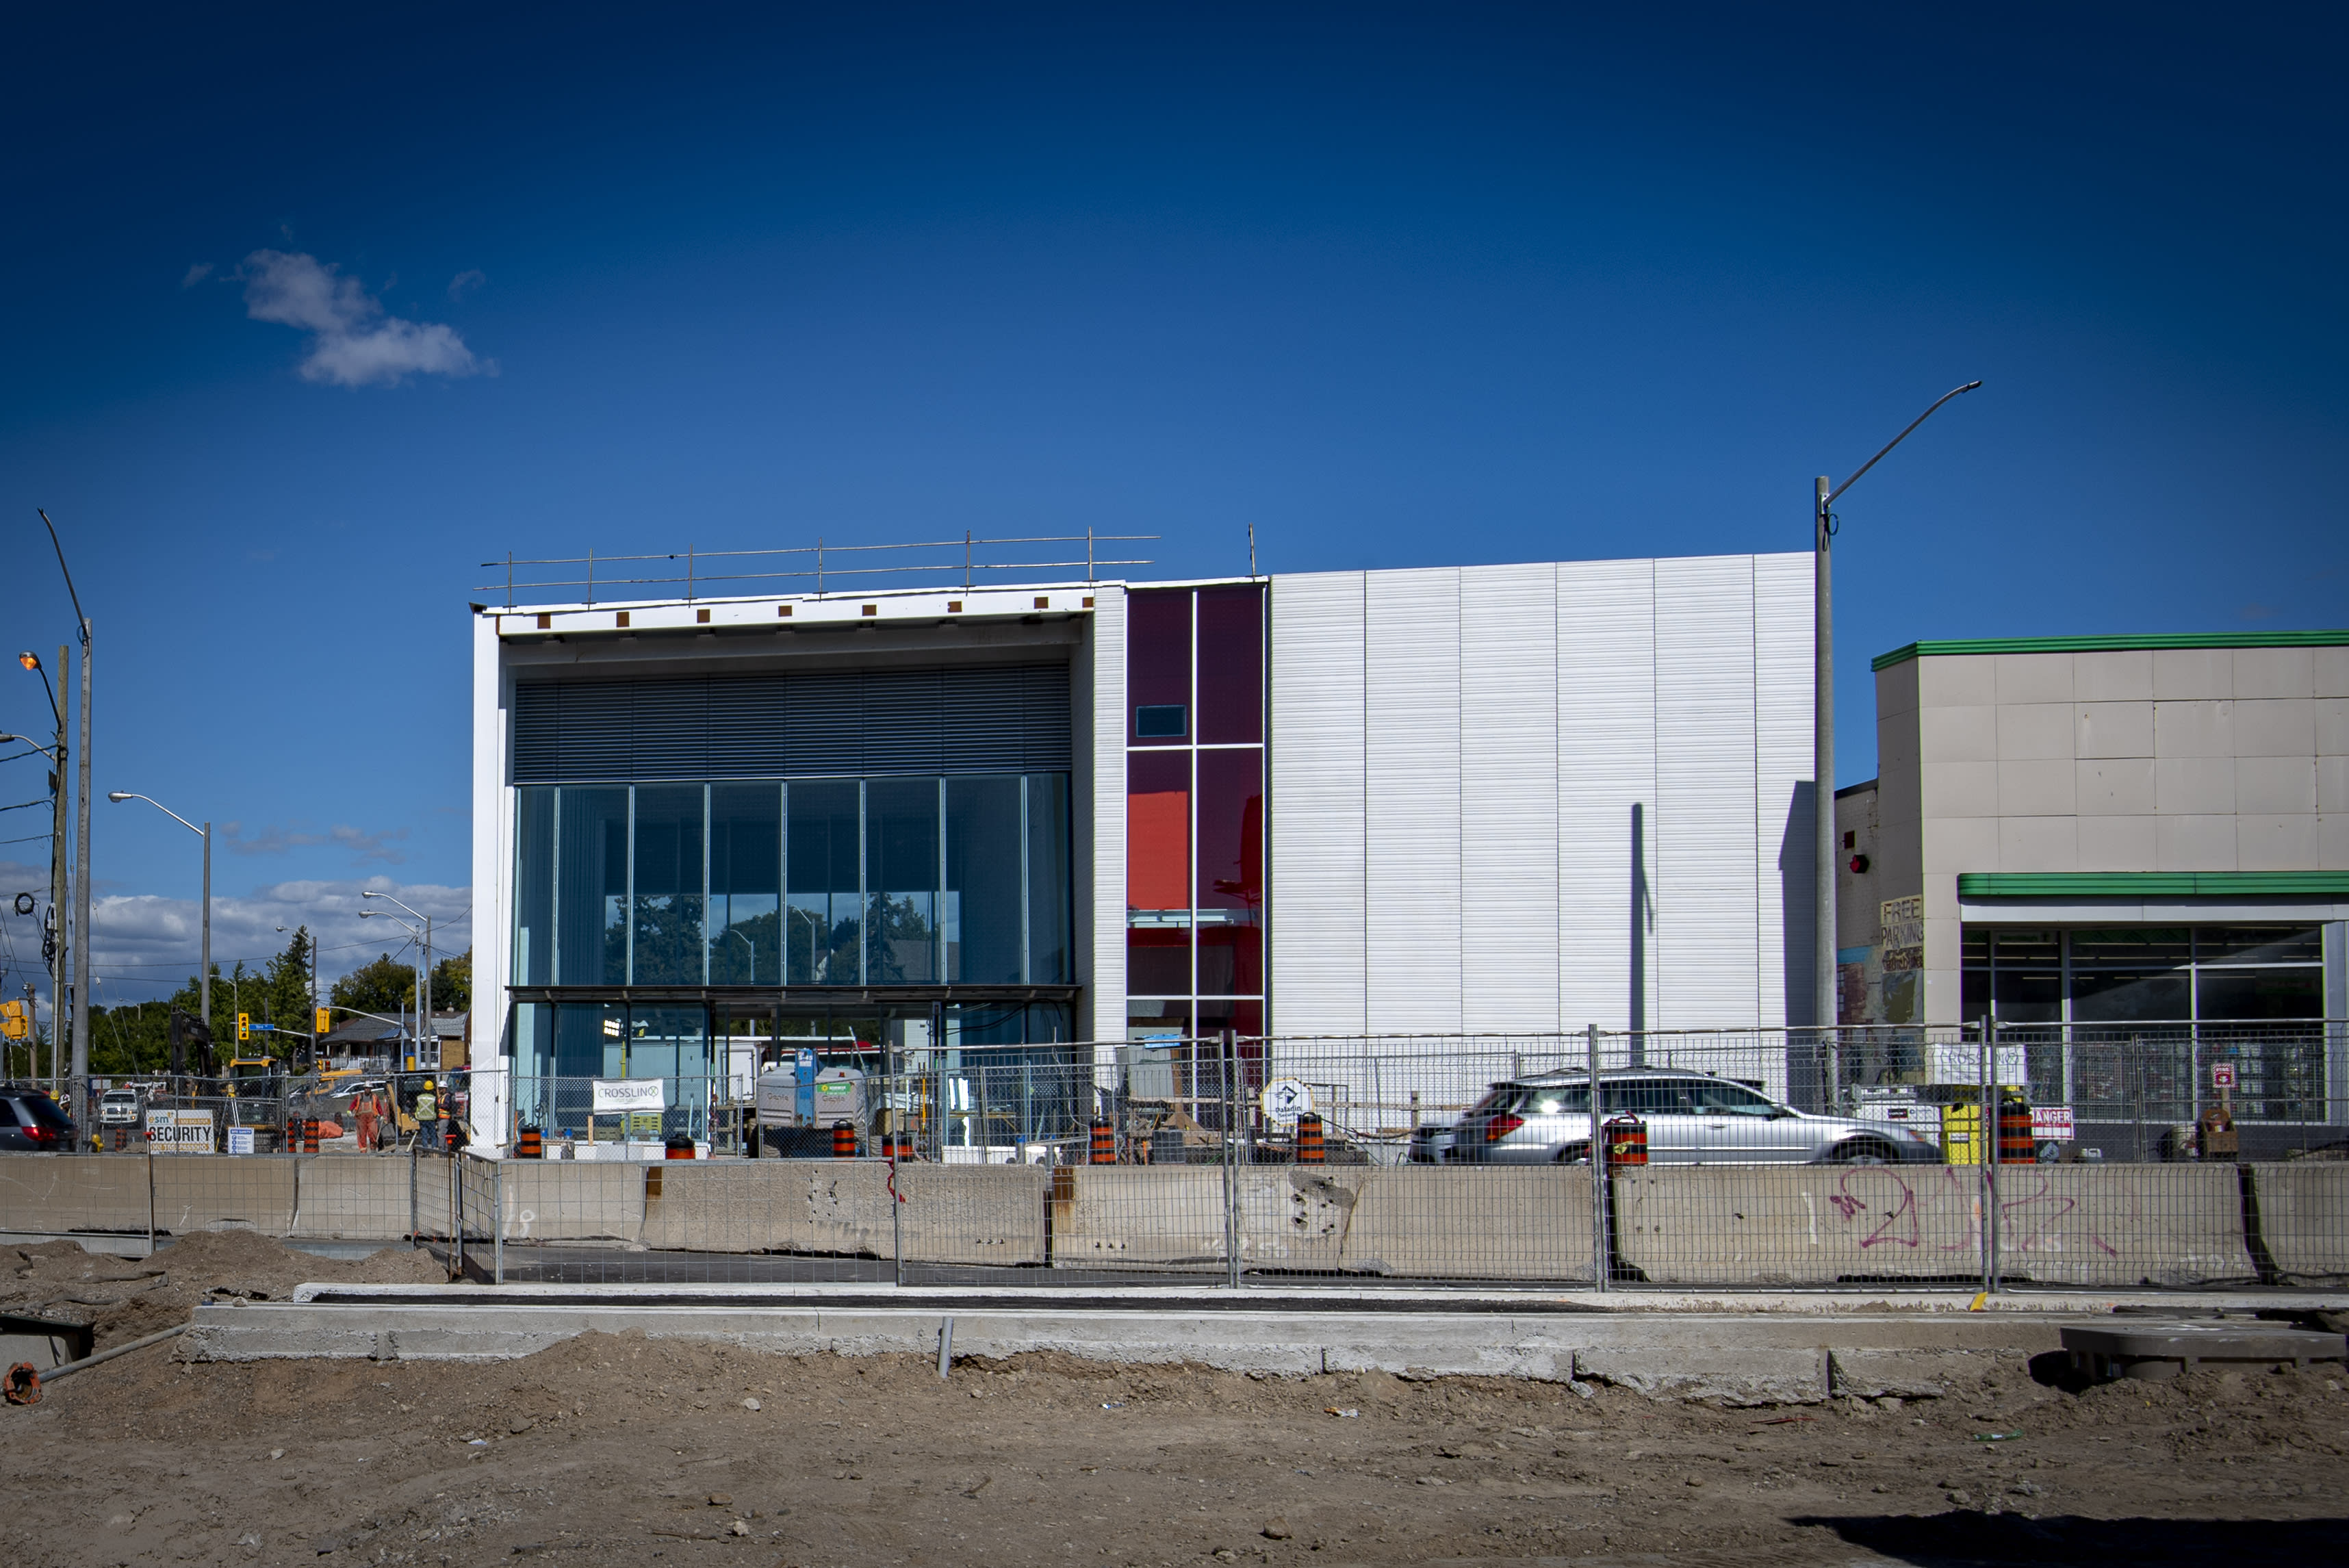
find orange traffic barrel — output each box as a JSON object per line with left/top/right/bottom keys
{"left": 1089, "top": 1118, "right": 1116, "bottom": 1165}
{"left": 1602, "top": 1115, "right": 1648, "bottom": 1168}
{"left": 664, "top": 1132, "right": 696, "bottom": 1159}
{"left": 1295, "top": 1114, "right": 1325, "bottom": 1164}
{"left": 882, "top": 1132, "right": 914, "bottom": 1160}
{"left": 1998, "top": 1098, "right": 2035, "bottom": 1164}
{"left": 517, "top": 1126, "right": 543, "bottom": 1159}
{"left": 832, "top": 1122, "right": 858, "bottom": 1159}
{"left": 302, "top": 1120, "right": 321, "bottom": 1155}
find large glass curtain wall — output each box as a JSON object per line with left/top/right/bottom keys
{"left": 1126, "top": 584, "right": 1266, "bottom": 1042}
{"left": 514, "top": 776, "right": 1072, "bottom": 988}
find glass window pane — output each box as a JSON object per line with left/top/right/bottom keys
{"left": 1025, "top": 773, "right": 1070, "bottom": 984}
{"left": 1127, "top": 589, "right": 1190, "bottom": 745}
{"left": 627, "top": 1005, "right": 711, "bottom": 1142}
{"left": 2070, "top": 969, "right": 2191, "bottom": 1023}
{"left": 2197, "top": 968, "right": 2323, "bottom": 1020}
{"left": 1993, "top": 968, "right": 2062, "bottom": 1025}
{"left": 1127, "top": 926, "right": 1190, "bottom": 997}
{"left": 1127, "top": 749, "right": 1190, "bottom": 914}
{"left": 1990, "top": 929, "right": 2059, "bottom": 964}
{"left": 555, "top": 787, "right": 628, "bottom": 986}
{"left": 1194, "top": 997, "right": 1262, "bottom": 1037}
{"left": 946, "top": 775, "right": 1023, "bottom": 985}
{"left": 1194, "top": 747, "right": 1262, "bottom": 914}
{"left": 1195, "top": 584, "right": 1263, "bottom": 744}
{"left": 866, "top": 777, "right": 940, "bottom": 985}
{"left": 787, "top": 780, "right": 862, "bottom": 985}
{"left": 1127, "top": 999, "right": 1190, "bottom": 1041}
{"left": 1697, "top": 1081, "right": 1775, "bottom": 1114}
{"left": 513, "top": 786, "right": 554, "bottom": 986}
{"left": 2070, "top": 927, "right": 2190, "bottom": 966}
{"left": 708, "top": 784, "right": 780, "bottom": 985}
{"left": 2197, "top": 926, "right": 2322, "bottom": 964}
{"left": 631, "top": 785, "right": 706, "bottom": 985}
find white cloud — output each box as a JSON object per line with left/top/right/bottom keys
{"left": 238, "top": 249, "right": 488, "bottom": 388}
{"left": 181, "top": 262, "right": 214, "bottom": 287}
{"left": 448, "top": 268, "right": 486, "bottom": 301}
{"left": 220, "top": 820, "right": 410, "bottom": 865}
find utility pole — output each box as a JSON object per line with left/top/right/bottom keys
{"left": 40, "top": 510, "right": 92, "bottom": 1142}
{"left": 1813, "top": 384, "right": 1981, "bottom": 1091}
{"left": 49, "top": 642, "right": 66, "bottom": 1107}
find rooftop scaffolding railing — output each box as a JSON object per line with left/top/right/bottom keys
{"left": 476, "top": 530, "right": 1157, "bottom": 608}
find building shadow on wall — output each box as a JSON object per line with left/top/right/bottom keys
{"left": 1778, "top": 780, "right": 1817, "bottom": 1031}
{"left": 1788, "top": 1511, "right": 2348, "bottom": 1565}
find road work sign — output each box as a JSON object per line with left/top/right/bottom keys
{"left": 1259, "top": 1078, "right": 1313, "bottom": 1124}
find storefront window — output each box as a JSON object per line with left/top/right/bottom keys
{"left": 708, "top": 784, "right": 781, "bottom": 984}
{"left": 632, "top": 784, "right": 706, "bottom": 984}
{"left": 1962, "top": 924, "right": 2325, "bottom": 1027}
{"left": 555, "top": 786, "right": 628, "bottom": 985}
{"left": 787, "top": 779, "right": 862, "bottom": 985}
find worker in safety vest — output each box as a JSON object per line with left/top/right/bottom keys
{"left": 413, "top": 1080, "right": 441, "bottom": 1150}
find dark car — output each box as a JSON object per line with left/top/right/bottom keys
{"left": 0, "top": 1086, "right": 77, "bottom": 1152}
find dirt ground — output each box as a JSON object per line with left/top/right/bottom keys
{"left": 3, "top": 1239, "right": 2346, "bottom": 1568}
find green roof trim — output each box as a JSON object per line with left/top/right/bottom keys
{"left": 1957, "top": 871, "right": 2349, "bottom": 899}
{"left": 1872, "top": 630, "right": 2349, "bottom": 672}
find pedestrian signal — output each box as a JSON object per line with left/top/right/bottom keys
{"left": 316, "top": 1007, "right": 331, "bottom": 1036}
{"left": 0, "top": 1000, "right": 26, "bottom": 1040}
{"left": 236, "top": 1012, "right": 250, "bottom": 1042}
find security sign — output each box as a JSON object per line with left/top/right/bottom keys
{"left": 2211, "top": 1064, "right": 2238, "bottom": 1090}
{"left": 1259, "top": 1077, "right": 1313, "bottom": 1125}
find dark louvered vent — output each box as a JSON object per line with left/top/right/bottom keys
{"left": 511, "top": 663, "right": 1070, "bottom": 782}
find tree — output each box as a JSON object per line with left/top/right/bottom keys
{"left": 430, "top": 948, "right": 472, "bottom": 1012}
{"left": 331, "top": 953, "right": 418, "bottom": 1016}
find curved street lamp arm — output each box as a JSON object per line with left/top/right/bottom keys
{"left": 362, "top": 890, "right": 429, "bottom": 925}
{"left": 1825, "top": 381, "right": 1983, "bottom": 508}
{"left": 107, "top": 791, "right": 205, "bottom": 838}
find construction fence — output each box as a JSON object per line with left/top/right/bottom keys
{"left": 5, "top": 1024, "right": 2344, "bottom": 1292}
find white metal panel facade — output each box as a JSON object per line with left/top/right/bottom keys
{"left": 1556, "top": 557, "right": 1658, "bottom": 1029}
{"left": 1460, "top": 564, "right": 1561, "bottom": 1032}
{"left": 1269, "top": 553, "right": 1811, "bottom": 1038}
{"left": 1266, "top": 571, "right": 1368, "bottom": 1033}
{"left": 1365, "top": 569, "right": 1465, "bottom": 1034}
{"left": 1654, "top": 556, "right": 1760, "bottom": 1028}
{"left": 1752, "top": 554, "right": 1817, "bottom": 1029}
{"left": 1088, "top": 587, "right": 1127, "bottom": 1056}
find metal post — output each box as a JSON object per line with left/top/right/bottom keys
{"left": 73, "top": 615, "right": 91, "bottom": 1142}
{"left": 493, "top": 1157, "right": 504, "bottom": 1285}
{"left": 1814, "top": 476, "right": 1837, "bottom": 1101}
{"left": 48, "top": 642, "right": 66, "bottom": 1109}
{"left": 1587, "top": 1023, "right": 1607, "bottom": 1291}
{"left": 199, "top": 823, "right": 211, "bottom": 1048}
{"left": 1981, "top": 1017, "right": 1999, "bottom": 1296}
{"left": 1222, "top": 1027, "right": 1240, "bottom": 1289}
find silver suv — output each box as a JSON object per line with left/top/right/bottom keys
{"left": 1451, "top": 1069, "right": 1939, "bottom": 1166}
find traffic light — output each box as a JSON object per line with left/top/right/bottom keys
{"left": 0, "top": 1000, "right": 26, "bottom": 1040}
{"left": 316, "top": 1007, "right": 331, "bottom": 1036}
{"left": 236, "top": 1012, "right": 250, "bottom": 1043}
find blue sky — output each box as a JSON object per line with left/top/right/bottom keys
{"left": 3, "top": 3, "right": 2344, "bottom": 1005}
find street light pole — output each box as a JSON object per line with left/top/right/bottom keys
{"left": 1814, "top": 381, "right": 1982, "bottom": 1078}
{"left": 38, "top": 510, "right": 92, "bottom": 1138}
{"left": 106, "top": 793, "right": 210, "bottom": 1047}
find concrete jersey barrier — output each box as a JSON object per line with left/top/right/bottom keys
{"left": 1992, "top": 1164, "right": 2257, "bottom": 1289}
{"left": 2248, "top": 1164, "right": 2349, "bottom": 1284}
{"left": 1610, "top": 1165, "right": 1984, "bottom": 1287}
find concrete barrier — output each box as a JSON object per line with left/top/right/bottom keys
{"left": 1047, "top": 1168, "right": 1229, "bottom": 1270}
{"left": 1612, "top": 1165, "right": 1984, "bottom": 1286}
{"left": 153, "top": 1155, "right": 297, "bottom": 1236}
{"left": 2249, "top": 1164, "right": 2349, "bottom": 1284}
{"left": 498, "top": 1160, "right": 646, "bottom": 1244}
{"left": 288, "top": 1157, "right": 412, "bottom": 1239}
{"left": 0, "top": 1154, "right": 152, "bottom": 1235}
{"left": 638, "top": 1162, "right": 895, "bottom": 1256}
{"left": 895, "top": 1164, "right": 1047, "bottom": 1267}
{"left": 1993, "top": 1164, "right": 2257, "bottom": 1288}
{"left": 1339, "top": 1168, "right": 1594, "bottom": 1282}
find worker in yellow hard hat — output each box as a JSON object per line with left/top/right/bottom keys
{"left": 414, "top": 1078, "right": 442, "bottom": 1151}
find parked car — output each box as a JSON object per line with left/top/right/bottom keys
{"left": 0, "top": 1085, "right": 76, "bottom": 1152}
{"left": 1407, "top": 1120, "right": 1459, "bottom": 1164}
{"left": 97, "top": 1088, "right": 144, "bottom": 1126}
{"left": 1450, "top": 1069, "right": 1941, "bottom": 1165}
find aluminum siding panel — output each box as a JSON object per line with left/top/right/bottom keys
{"left": 1461, "top": 563, "right": 1560, "bottom": 1032}
{"left": 1556, "top": 558, "right": 1658, "bottom": 1031}
{"left": 1653, "top": 555, "right": 1760, "bottom": 1027}
{"left": 1365, "top": 568, "right": 1464, "bottom": 1034}
{"left": 1088, "top": 587, "right": 1127, "bottom": 1056}
{"left": 1752, "top": 553, "right": 1816, "bottom": 1029}
{"left": 1267, "top": 571, "right": 1368, "bottom": 1036}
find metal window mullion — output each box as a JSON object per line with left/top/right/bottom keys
{"left": 936, "top": 775, "right": 947, "bottom": 986}
{"left": 702, "top": 783, "right": 713, "bottom": 986}
{"left": 1020, "top": 773, "right": 1032, "bottom": 987}
{"left": 549, "top": 789, "right": 562, "bottom": 986}
{"left": 858, "top": 778, "right": 869, "bottom": 986}
{"left": 778, "top": 780, "right": 790, "bottom": 987}
{"left": 625, "top": 786, "right": 637, "bottom": 986}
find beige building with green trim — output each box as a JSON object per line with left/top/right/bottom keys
{"left": 1835, "top": 631, "right": 2349, "bottom": 1040}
